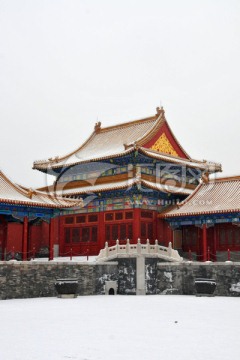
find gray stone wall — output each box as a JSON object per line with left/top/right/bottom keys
{"left": 117, "top": 258, "right": 136, "bottom": 295}
{"left": 0, "top": 261, "right": 118, "bottom": 300}
{"left": 94, "top": 262, "right": 119, "bottom": 294}
{"left": 145, "top": 258, "right": 159, "bottom": 295}
{"left": 157, "top": 262, "right": 240, "bottom": 296}
{"left": 1, "top": 259, "right": 240, "bottom": 299}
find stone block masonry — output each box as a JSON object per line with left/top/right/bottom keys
{"left": 157, "top": 262, "right": 240, "bottom": 296}
{"left": 117, "top": 258, "right": 136, "bottom": 295}
{"left": 1, "top": 260, "right": 240, "bottom": 299}
{"left": 0, "top": 261, "right": 118, "bottom": 300}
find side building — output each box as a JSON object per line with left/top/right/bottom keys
{"left": 0, "top": 170, "right": 77, "bottom": 260}
{"left": 162, "top": 176, "right": 240, "bottom": 261}
{"left": 33, "top": 107, "right": 221, "bottom": 257}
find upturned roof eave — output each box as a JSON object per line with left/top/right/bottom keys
{"left": 33, "top": 113, "right": 159, "bottom": 170}
{"left": 33, "top": 147, "right": 135, "bottom": 171}
{"left": 33, "top": 145, "right": 220, "bottom": 173}
{"left": 138, "top": 148, "right": 222, "bottom": 172}
{"left": 162, "top": 177, "right": 240, "bottom": 218}
{"left": 0, "top": 194, "right": 80, "bottom": 209}
{"left": 158, "top": 182, "right": 204, "bottom": 218}
{"left": 33, "top": 128, "right": 96, "bottom": 170}
{"left": 163, "top": 208, "right": 240, "bottom": 218}
{"left": 0, "top": 198, "right": 57, "bottom": 209}
{"left": 54, "top": 178, "right": 193, "bottom": 197}
{"left": 0, "top": 170, "right": 78, "bottom": 209}
{"left": 0, "top": 198, "right": 76, "bottom": 210}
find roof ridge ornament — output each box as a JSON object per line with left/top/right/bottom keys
{"left": 156, "top": 106, "right": 164, "bottom": 116}
{"left": 202, "top": 171, "right": 209, "bottom": 184}
{"left": 28, "top": 188, "right": 36, "bottom": 199}
{"left": 48, "top": 156, "right": 59, "bottom": 163}
{"left": 94, "top": 121, "right": 101, "bottom": 133}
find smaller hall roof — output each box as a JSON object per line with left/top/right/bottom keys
{"left": 163, "top": 176, "right": 240, "bottom": 217}
{"left": 0, "top": 170, "right": 78, "bottom": 209}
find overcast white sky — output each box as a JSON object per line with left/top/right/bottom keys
{"left": 0, "top": 0, "right": 239, "bottom": 188}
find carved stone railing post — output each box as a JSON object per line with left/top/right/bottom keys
{"left": 116, "top": 239, "right": 119, "bottom": 255}
{"left": 137, "top": 238, "right": 142, "bottom": 255}
{"left": 146, "top": 239, "right": 150, "bottom": 253}
{"left": 167, "top": 242, "right": 172, "bottom": 257}
{"left": 105, "top": 242, "right": 109, "bottom": 257}
{"left": 126, "top": 239, "right": 130, "bottom": 254}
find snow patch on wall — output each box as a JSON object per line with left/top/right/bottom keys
{"left": 230, "top": 282, "right": 240, "bottom": 293}
{"left": 164, "top": 271, "right": 173, "bottom": 282}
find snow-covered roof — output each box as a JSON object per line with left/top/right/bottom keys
{"left": 33, "top": 107, "right": 221, "bottom": 175}
{"left": 33, "top": 114, "right": 160, "bottom": 170}
{"left": 0, "top": 170, "right": 77, "bottom": 208}
{"left": 163, "top": 176, "right": 240, "bottom": 217}
{"left": 138, "top": 148, "right": 221, "bottom": 172}
{"left": 53, "top": 177, "right": 193, "bottom": 197}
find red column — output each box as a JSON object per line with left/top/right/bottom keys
{"left": 49, "top": 218, "right": 54, "bottom": 261}
{"left": 213, "top": 226, "right": 217, "bottom": 261}
{"left": 22, "top": 216, "right": 28, "bottom": 261}
{"left": 196, "top": 227, "right": 201, "bottom": 259}
{"left": 98, "top": 212, "right": 105, "bottom": 251}
{"left": 59, "top": 217, "right": 64, "bottom": 256}
{"left": 0, "top": 216, "right": 7, "bottom": 260}
{"left": 153, "top": 211, "right": 157, "bottom": 242}
{"left": 133, "top": 208, "right": 141, "bottom": 243}
{"left": 202, "top": 224, "right": 207, "bottom": 262}
{"left": 168, "top": 224, "right": 173, "bottom": 245}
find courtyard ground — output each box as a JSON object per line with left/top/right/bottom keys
{"left": 0, "top": 295, "right": 239, "bottom": 360}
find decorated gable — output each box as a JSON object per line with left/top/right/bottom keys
{"left": 143, "top": 121, "right": 189, "bottom": 159}
{"left": 150, "top": 132, "right": 179, "bottom": 156}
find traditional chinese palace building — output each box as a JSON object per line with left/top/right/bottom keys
{"left": 32, "top": 106, "right": 223, "bottom": 259}
{"left": 1, "top": 106, "right": 239, "bottom": 261}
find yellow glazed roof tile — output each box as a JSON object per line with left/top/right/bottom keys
{"left": 164, "top": 176, "right": 240, "bottom": 217}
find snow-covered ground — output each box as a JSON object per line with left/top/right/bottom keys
{"left": 0, "top": 295, "right": 239, "bottom": 360}
{"left": 31, "top": 256, "right": 97, "bottom": 263}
